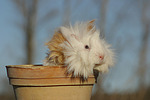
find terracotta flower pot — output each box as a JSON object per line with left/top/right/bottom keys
{"left": 6, "top": 65, "right": 95, "bottom": 100}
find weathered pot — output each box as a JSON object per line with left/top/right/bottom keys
{"left": 6, "top": 65, "right": 95, "bottom": 100}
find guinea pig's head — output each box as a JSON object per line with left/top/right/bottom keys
{"left": 59, "top": 20, "right": 114, "bottom": 79}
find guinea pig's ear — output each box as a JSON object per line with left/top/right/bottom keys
{"left": 71, "top": 34, "right": 80, "bottom": 41}
{"left": 60, "top": 26, "right": 70, "bottom": 38}
{"left": 87, "top": 19, "right": 96, "bottom": 32}
{"left": 60, "top": 27, "right": 80, "bottom": 41}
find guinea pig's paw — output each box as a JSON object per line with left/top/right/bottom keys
{"left": 94, "top": 64, "right": 109, "bottom": 73}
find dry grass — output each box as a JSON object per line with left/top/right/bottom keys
{"left": 0, "top": 93, "right": 15, "bottom": 100}
{"left": 91, "top": 87, "right": 150, "bottom": 100}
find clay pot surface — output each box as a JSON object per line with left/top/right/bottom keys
{"left": 6, "top": 65, "right": 95, "bottom": 100}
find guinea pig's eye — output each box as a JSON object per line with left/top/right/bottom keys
{"left": 85, "top": 45, "right": 90, "bottom": 49}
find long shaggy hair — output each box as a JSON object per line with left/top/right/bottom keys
{"left": 43, "top": 20, "right": 115, "bottom": 79}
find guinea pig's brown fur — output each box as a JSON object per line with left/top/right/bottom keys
{"left": 45, "top": 30, "right": 66, "bottom": 65}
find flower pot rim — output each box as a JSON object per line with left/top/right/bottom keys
{"left": 6, "top": 64, "right": 64, "bottom": 69}
{"left": 6, "top": 64, "right": 95, "bottom": 86}
{"left": 6, "top": 64, "right": 95, "bottom": 78}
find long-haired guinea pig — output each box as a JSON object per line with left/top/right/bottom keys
{"left": 43, "top": 20, "right": 115, "bottom": 80}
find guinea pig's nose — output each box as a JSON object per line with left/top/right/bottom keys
{"left": 99, "top": 56, "right": 104, "bottom": 60}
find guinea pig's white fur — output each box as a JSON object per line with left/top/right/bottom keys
{"left": 57, "top": 21, "right": 115, "bottom": 79}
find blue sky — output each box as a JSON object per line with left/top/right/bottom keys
{"left": 0, "top": 0, "right": 150, "bottom": 94}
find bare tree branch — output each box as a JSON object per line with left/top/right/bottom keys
{"left": 137, "top": 0, "right": 150, "bottom": 86}
{"left": 97, "top": 0, "right": 109, "bottom": 38}
{"left": 13, "top": 0, "right": 27, "bottom": 17}
{"left": 13, "top": 0, "right": 38, "bottom": 64}
{"left": 24, "top": 0, "right": 38, "bottom": 64}
{"left": 13, "top": 0, "right": 58, "bottom": 64}
{"left": 38, "top": 9, "right": 58, "bottom": 26}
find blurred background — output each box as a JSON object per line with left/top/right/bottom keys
{"left": 0, "top": 0, "right": 150, "bottom": 100}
